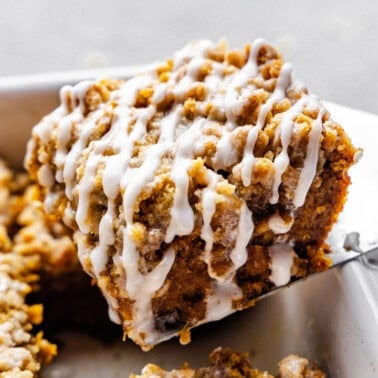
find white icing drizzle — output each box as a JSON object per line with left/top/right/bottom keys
{"left": 122, "top": 107, "right": 181, "bottom": 223}
{"left": 75, "top": 151, "right": 100, "bottom": 234}
{"left": 123, "top": 242, "right": 176, "bottom": 348}
{"left": 229, "top": 202, "right": 254, "bottom": 272}
{"left": 27, "top": 38, "right": 330, "bottom": 348}
{"left": 224, "top": 38, "right": 266, "bottom": 123}
{"left": 213, "top": 39, "right": 267, "bottom": 170}
{"left": 202, "top": 183, "right": 254, "bottom": 283}
{"left": 37, "top": 165, "right": 54, "bottom": 188}
{"left": 62, "top": 109, "right": 100, "bottom": 201}
{"left": 269, "top": 243, "right": 295, "bottom": 286}
{"left": 60, "top": 80, "right": 94, "bottom": 113}
{"left": 201, "top": 170, "right": 218, "bottom": 277}
{"left": 293, "top": 104, "right": 326, "bottom": 207}
{"left": 172, "top": 40, "right": 214, "bottom": 69}
{"left": 270, "top": 96, "right": 309, "bottom": 204}
{"left": 212, "top": 129, "right": 239, "bottom": 171}
{"left": 241, "top": 63, "right": 293, "bottom": 186}
{"left": 165, "top": 117, "right": 205, "bottom": 243}
{"left": 204, "top": 281, "right": 242, "bottom": 322}
{"left": 268, "top": 211, "right": 294, "bottom": 234}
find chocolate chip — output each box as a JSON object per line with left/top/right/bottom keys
{"left": 155, "top": 310, "right": 186, "bottom": 333}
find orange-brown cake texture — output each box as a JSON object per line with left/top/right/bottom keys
{"left": 131, "top": 347, "right": 326, "bottom": 378}
{"left": 25, "top": 39, "right": 358, "bottom": 350}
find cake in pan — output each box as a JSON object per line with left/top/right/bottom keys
{"left": 25, "top": 39, "right": 357, "bottom": 350}
{"left": 0, "top": 161, "right": 59, "bottom": 376}
{"left": 0, "top": 161, "right": 115, "bottom": 377}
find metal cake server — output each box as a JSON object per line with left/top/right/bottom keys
{"left": 258, "top": 232, "right": 378, "bottom": 302}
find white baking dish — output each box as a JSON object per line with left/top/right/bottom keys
{"left": 0, "top": 69, "right": 377, "bottom": 377}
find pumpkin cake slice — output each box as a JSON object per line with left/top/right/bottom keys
{"left": 25, "top": 39, "right": 358, "bottom": 350}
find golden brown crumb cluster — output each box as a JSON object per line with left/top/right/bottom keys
{"left": 131, "top": 347, "right": 326, "bottom": 378}
{"left": 0, "top": 160, "right": 76, "bottom": 377}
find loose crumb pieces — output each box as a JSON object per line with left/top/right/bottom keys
{"left": 130, "top": 347, "right": 326, "bottom": 378}
{"left": 0, "top": 160, "right": 76, "bottom": 377}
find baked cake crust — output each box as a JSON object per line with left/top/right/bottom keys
{"left": 25, "top": 39, "right": 357, "bottom": 350}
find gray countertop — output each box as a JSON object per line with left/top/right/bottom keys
{"left": 1, "top": 0, "right": 377, "bottom": 113}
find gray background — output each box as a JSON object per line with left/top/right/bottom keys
{"left": 1, "top": 0, "right": 377, "bottom": 113}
